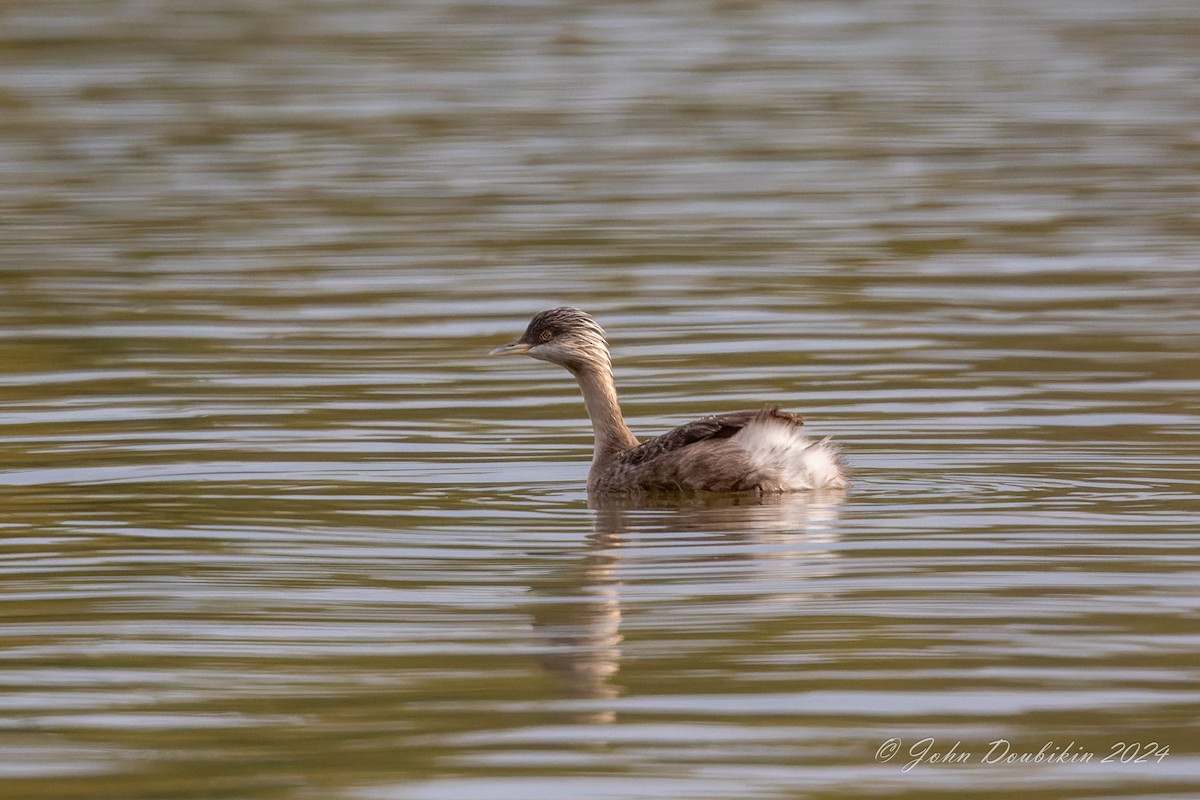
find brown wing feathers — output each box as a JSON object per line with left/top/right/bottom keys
{"left": 619, "top": 406, "right": 802, "bottom": 467}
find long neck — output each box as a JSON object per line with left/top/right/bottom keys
{"left": 571, "top": 362, "right": 638, "bottom": 461}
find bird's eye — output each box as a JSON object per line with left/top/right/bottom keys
{"left": 538, "top": 329, "right": 553, "bottom": 342}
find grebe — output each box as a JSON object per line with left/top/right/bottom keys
{"left": 490, "top": 307, "right": 848, "bottom": 495}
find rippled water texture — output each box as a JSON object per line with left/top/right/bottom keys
{"left": 2, "top": 0, "right": 1199, "bottom": 798}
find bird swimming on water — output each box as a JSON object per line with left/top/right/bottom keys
{"left": 490, "top": 307, "right": 848, "bottom": 495}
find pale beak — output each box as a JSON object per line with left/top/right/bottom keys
{"left": 489, "top": 340, "right": 532, "bottom": 356}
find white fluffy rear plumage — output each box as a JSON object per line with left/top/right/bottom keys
{"left": 733, "top": 414, "right": 848, "bottom": 491}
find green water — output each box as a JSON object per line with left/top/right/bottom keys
{"left": 2, "top": 1, "right": 1199, "bottom": 798}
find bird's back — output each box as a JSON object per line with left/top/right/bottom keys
{"left": 590, "top": 407, "right": 847, "bottom": 494}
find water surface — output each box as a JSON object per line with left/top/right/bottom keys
{"left": 2, "top": 0, "right": 1199, "bottom": 798}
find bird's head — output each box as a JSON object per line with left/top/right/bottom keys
{"left": 489, "top": 307, "right": 611, "bottom": 372}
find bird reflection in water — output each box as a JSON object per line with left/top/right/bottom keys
{"left": 525, "top": 489, "right": 847, "bottom": 724}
